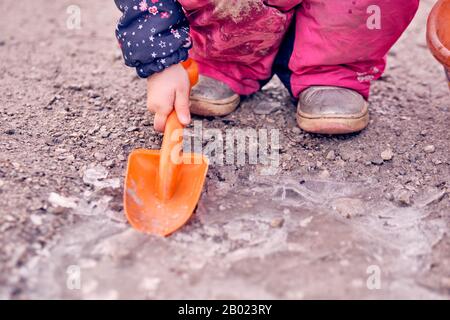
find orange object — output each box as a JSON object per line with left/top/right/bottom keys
{"left": 123, "top": 59, "right": 209, "bottom": 236}
{"left": 427, "top": 0, "right": 450, "bottom": 88}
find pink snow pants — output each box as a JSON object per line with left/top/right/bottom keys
{"left": 178, "top": 0, "right": 419, "bottom": 99}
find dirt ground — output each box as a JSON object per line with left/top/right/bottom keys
{"left": 0, "top": 0, "right": 449, "bottom": 299}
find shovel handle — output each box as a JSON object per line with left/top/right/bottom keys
{"left": 157, "top": 59, "right": 199, "bottom": 200}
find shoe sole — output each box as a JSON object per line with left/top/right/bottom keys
{"left": 190, "top": 94, "right": 240, "bottom": 117}
{"left": 296, "top": 103, "right": 369, "bottom": 135}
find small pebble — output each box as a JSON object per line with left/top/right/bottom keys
{"left": 423, "top": 145, "right": 435, "bottom": 154}
{"left": 127, "top": 126, "right": 140, "bottom": 132}
{"left": 332, "top": 197, "right": 364, "bottom": 219}
{"left": 270, "top": 218, "right": 285, "bottom": 228}
{"left": 371, "top": 157, "right": 384, "bottom": 165}
{"left": 394, "top": 189, "right": 412, "bottom": 206}
{"left": 384, "top": 192, "right": 394, "bottom": 201}
{"left": 325, "top": 150, "right": 336, "bottom": 161}
{"left": 292, "top": 127, "right": 301, "bottom": 134}
{"left": 340, "top": 150, "right": 356, "bottom": 162}
{"left": 104, "top": 159, "right": 115, "bottom": 168}
{"left": 94, "top": 152, "right": 107, "bottom": 162}
{"left": 299, "top": 216, "right": 313, "bottom": 228}
{"left": 381, "top": 149, "right": 394, "bottom": 161}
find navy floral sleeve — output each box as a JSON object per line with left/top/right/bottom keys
{"left": 114, "top": 0, "right": 192, "bottom": 78}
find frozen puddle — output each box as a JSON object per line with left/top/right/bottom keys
{"left": 27, "top": 176, "right": 446, "bottom": 299}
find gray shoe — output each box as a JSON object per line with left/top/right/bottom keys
{"left": 190, "top": 75, "right": 240, "bottom": 117}
{"left": 296, "top": 86, "right": 369, "bottom": 134}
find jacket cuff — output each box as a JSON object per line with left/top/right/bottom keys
{"left": 135, "top": 46, "right": 189, "bottom": 78}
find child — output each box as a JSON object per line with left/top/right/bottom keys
{"left": 115, "top": 0, "right": 419, "bottom": 134}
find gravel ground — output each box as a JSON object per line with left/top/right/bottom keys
{"left": 0, "top": 0, "right": 449, "bottom": 299}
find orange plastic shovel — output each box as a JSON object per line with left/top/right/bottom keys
{"left": 427, "top": 0, "right": 450, "bottom": 89}
{"left": 124, "top": 59, "right": 209, "bottom": 236}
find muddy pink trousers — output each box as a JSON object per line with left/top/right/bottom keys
{"left": 178, "top": 0, "right": 419, "bottom": 99}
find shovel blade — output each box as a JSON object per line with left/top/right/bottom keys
{"left": 124, "top": 149, "right": 208, "bottom": 236}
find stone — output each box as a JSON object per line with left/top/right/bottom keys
{"left": 299, "top": 216, "right": 313, "bottom": 228}
{"left": 381, "top": 149, "right": 394, "bottom": 161}
{"left": 48, "top": 192, "right": 78, "bottom": 209}
{"left": 83, "top": 164, "right": 120, "bottom": 189}
{"left": 291, "top": 127, "right": 301, "bottom": 134}
{"left": 94, "top": 152, "right": 107, "bottom": 162}
{"left": 126, "top": 126, "right": 140, "bottom": 132}
{"left": 270, "top": 218, "right": 285, "bottom": 228}
{"left": 371, "top": 157, "right": 384, "bottom": 165}
{"left": 423, "top": 145, "right": 435, "bottom": 154}
{"left": 141, "top": 119, "right": 151, "bottom": 126}
{"left": 331, "top": 198, "right": 365, "bottom": 219}
{"left": 100, "top": 131, "right": 111, "bottom": 138}
{"left": 326, "top": 150, "right": 336, "bottom": 160}
{"left": 104, "top": 159, "right": 115, "bottom": 168}
{"left": 394, "top": 189, "right": 413, "bottom": 206}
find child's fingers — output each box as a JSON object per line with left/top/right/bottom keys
{"left": 174, "top": 87, "right": 191, "bottom": 125}
{"left": 148, "top": 90, "right": 175, "bottom": 131}
{"left": 154, "top": 113, "right": 168, "bottom": 132}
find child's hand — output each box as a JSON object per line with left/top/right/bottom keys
{"left": 147, "top": 63, "right": 191, "bottom": 132}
